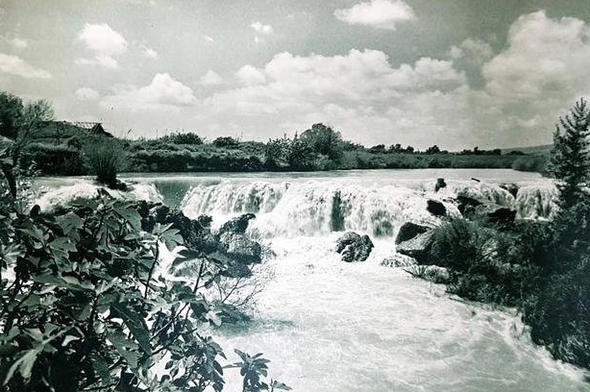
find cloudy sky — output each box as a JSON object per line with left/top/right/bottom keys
{"left": 1, "top": 0, "right": 590, "bottom": 149}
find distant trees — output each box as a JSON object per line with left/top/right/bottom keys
{"left": 425, "top": 145, "right": 441, "bottom": 154}
{"left": 213, "top": 136, "right": 239, "bottom": 148}
{"left": 160, "top": 132, "right": 203, "bottom": 145}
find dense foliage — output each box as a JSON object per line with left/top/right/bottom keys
{"left": 0, "top": 149, "right": 289, "bottom": 391}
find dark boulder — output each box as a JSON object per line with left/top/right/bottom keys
{"left": 218, "top": 232, "right": 262, "bottom": 265}
{"left": 456, "top": 195, "right": 482, "bottom": 215}
{"left": 476, "top": 204, "right": 516, "bottom": 225}
{"left": 499, "top": 183, "right": 520, "bottom": 198}
{"left": 335, "top": 231, "right": 374, "bottom": 262}
{"left": 396, "top": 231, "right": 433, "bottom": 264}
{"left": 218, "top": 213, "right": 256, "bottom": 235}
{"left": 395, "top": 222, "right": 430, "bottom": 244}
{"left": 426, "top": 200, "right": 447, "bottom": 217}
{"left": 435, "top": 178, "right": 447, "bottom": 192}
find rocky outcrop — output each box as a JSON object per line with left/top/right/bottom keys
{"left": 335, "top": 231, "right": 374, "bottom": 262}
{"left": 426, "top": 200, "right": 447, "bottom": 217}
{"left": 395, "top": 222, "right": 430, "bottom": 244}
{"left": 396, "top": 231, "right": 433, "bottom": 264}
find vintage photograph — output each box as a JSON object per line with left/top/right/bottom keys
{"left": 1, "top": 1, "right": 589, "bottom": 391}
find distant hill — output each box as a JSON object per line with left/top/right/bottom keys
{"left": 501, "top": 144, "right": 552, "bottom": 155}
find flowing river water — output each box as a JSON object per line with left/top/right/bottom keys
{"left": 36, "top": 169, "right": 589, "bottom": 391}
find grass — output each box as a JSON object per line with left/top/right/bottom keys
{"left": 84, "top": 140, "right": 128, "bottom": 187}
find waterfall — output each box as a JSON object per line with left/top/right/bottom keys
{"left": 179, "top": 178, "right": 561, "bottom": 238}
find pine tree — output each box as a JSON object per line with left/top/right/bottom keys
{"left": 550, "top": 98, "right": 590, "bottom": 209}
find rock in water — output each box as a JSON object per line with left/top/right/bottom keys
{"left": 456, "top": 195, "right": 482, "bottom": 215}
{"left": 218, "top": 232, "right": 262, "bottom": 265}
{"left": 381, "top": 253, "right": 417, "bottom": 268}
{"left": 335, "top": 231, "right": 374, "bottom": 262}
{"left": 499, "top": 183, "right": 520, "bottom": 198}
{"left": 218, "top": 213, "right": 256, "bottom": 235}
{"left": 395, "top": 222, "right": 430, "bottom": 244}
{"left": 396, "top": 231, "right": 433, "bottom": 264}
{"left": 406, "top": 265, "right": 450, "bottom": 283}
{"left": 426, "top": 200, "right": 447, "bottom": 217}
{"left": 435, "top": 178, "right": 447, "bottom": 192}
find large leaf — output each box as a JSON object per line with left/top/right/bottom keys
{"left": 56, "top": 212, "right": 83, "bottom": 240}
{"left": 113, "top": 202, "right": 142, "bottom": 232}
{"left": 110, "top": 302, "right": 151, "bottom": 355}
{"left": 106, "top": 329, "right": 141, "bottom": 369}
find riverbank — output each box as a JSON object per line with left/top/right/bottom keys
{"left": 12, "top": 120, "right": 549, "bottom": 176}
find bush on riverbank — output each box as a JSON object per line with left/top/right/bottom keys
{"left": 421, "top": 99, "right": 590, "bottom": 369}
{"left": 84, "top": 140, "right": 127, "bottom": 188}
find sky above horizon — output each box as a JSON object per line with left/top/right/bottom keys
{"left": 1, "top": 0, "right": 590, "bottom": 149}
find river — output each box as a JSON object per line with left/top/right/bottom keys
{"left": 35, "top": 169, "right": 588, "bottom": 391}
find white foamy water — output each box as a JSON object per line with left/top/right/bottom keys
{"left": 39, "top": 169, "right": 587, "bottom": 391}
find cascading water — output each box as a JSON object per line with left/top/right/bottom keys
{"left": 36, "top": 169, "right": 585, "bottom": 391}
{"left": 171, "top": 170, "right": 587, "bottom": 392}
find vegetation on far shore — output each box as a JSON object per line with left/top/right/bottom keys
{"left": 1, "top": 91, "right": 549, "bottom": 177}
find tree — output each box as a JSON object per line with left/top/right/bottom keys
{"left": 0, "top": 92, "right": 24, "bottom": 139}
{"left": 425, "top": 145, "right": 441, "bottom": 154}
{"left": 299, "top": 124, "right": 343, "bottom": 162}
{"left": 287, "top": 135, "right": 315, "bottom": 171}
{"left": 550, "top": 98, "right": 590, "bottom": 209}
{"left": 264, "top": 136, "right": 290, "bottom": 169}
{"left": 11, "top": 99, "right": 54, "bottom": 165}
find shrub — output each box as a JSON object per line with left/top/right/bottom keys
{"left": 20, "top": 143, "right": 85, "bottom": 176}
{"left": 84, "top": 140, "right": 127, "bottom": 187}
{"left": 511, "top": 155, "right": 548, "bottom": 172}
{"left": 426, "top": 218, "right": 527, "bottom": 305}
{"left": 0, "top": 177, "right": 288, "bottom": 391}
{"left": 212, "top": 136, "right": 239, "bottom": 148}
{"left": 160, "top": 132, "right": 203, "bottom": 145}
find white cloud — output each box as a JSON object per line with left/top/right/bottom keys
{"left": 203, "top": 35, "right": 215, "bottom": 43}
{"left": 77, "top": 23, "right": 128, "bottom": 69}
{"left": 236, "top": 65, "right": 266, "bottom": 86}
{"left": 0, "top": 53, "right": 51, "bottom": 79}
{"left": 1, "top": 36, "right": 28, "bottom": 49}
{"left": 196, "top": 49, "right": 468, "bottom": 147}
{"left": 334, "top": 0, "right": 416, "bottom": 30}
{"left": 200, "top": 70, "right": 224, "bottom": 86}
{"left": 250, "top": 22, "right": 273, "bottom": 35}
{"left": 142, "top": 46, "right": 158, "bottom": 59}
{"left": 101, "top": 73, "right": 196, "bottom": 111}
{"left": 450, "top": 38, "right": 493, "bottom": 65}
{"left": 75, "top": 87, "right": 100, "bottom": 101}
{"left": 75, "top": 55, "right": 119, "bottom": 69}
{"left": 444, "top": 10, "right": 590, "bottom": 147}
